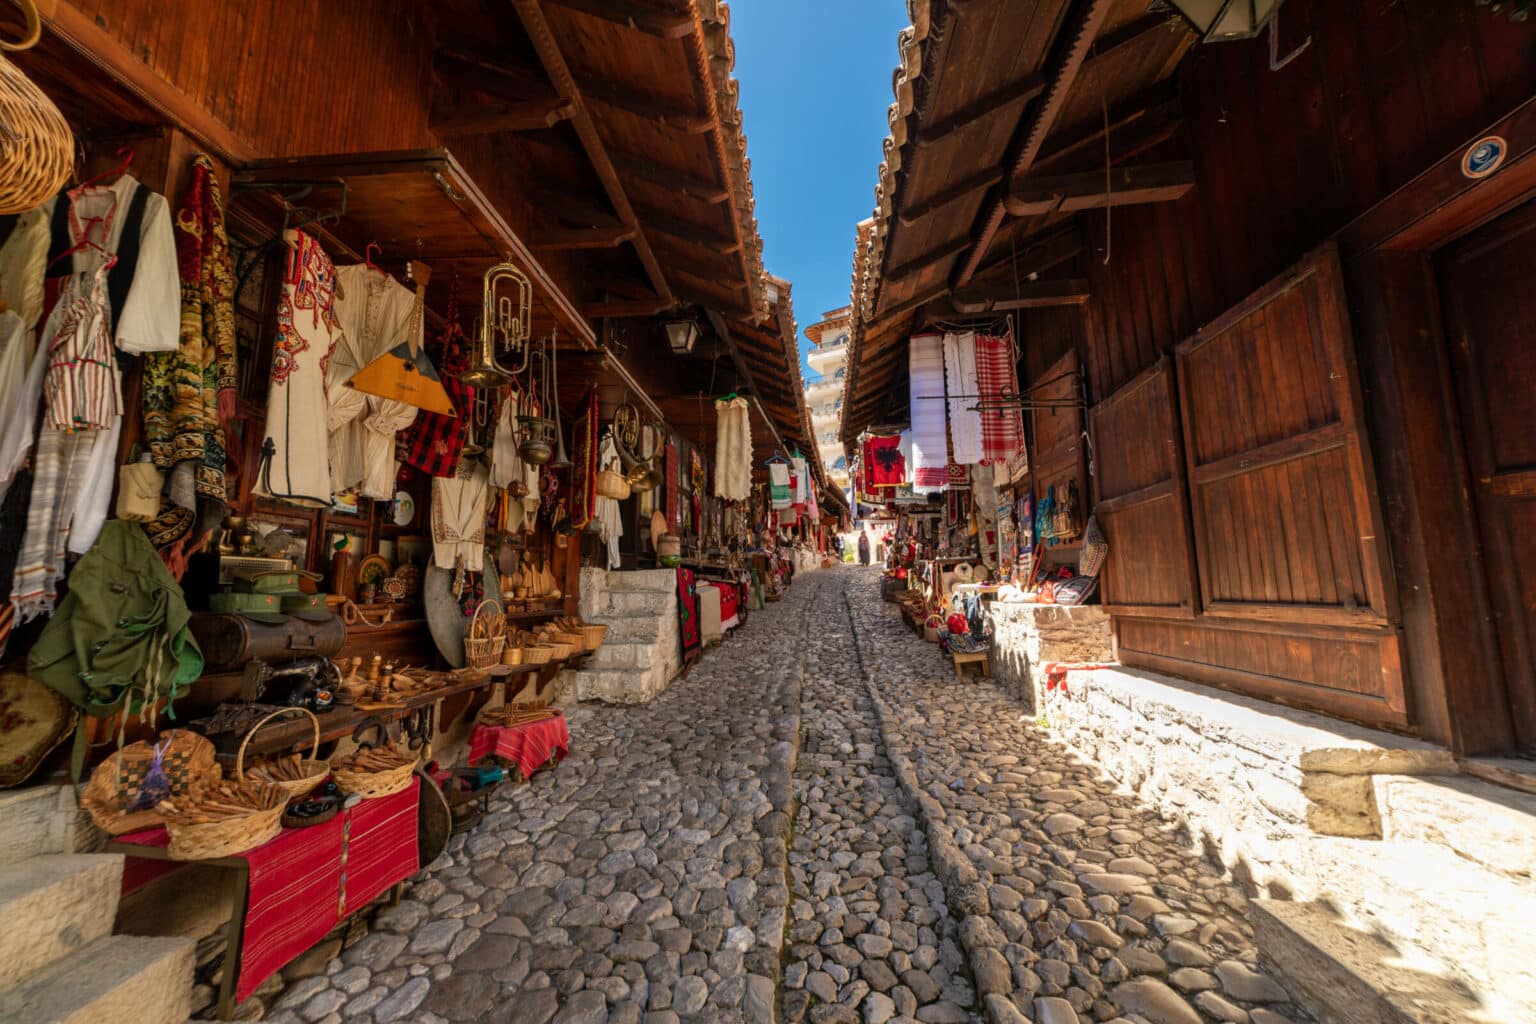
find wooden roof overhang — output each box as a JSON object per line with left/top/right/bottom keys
{"left": 842, "top": 0, "right": 1196, "bottom": 446}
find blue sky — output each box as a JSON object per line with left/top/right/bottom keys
{"left": 729, "top": 0, "right": 910, "bottom": 379}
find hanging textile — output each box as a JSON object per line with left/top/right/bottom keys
{"left": 665, "top": 441, "right": 680, "bottom": 531}
{"left": 942, "top": 330, "right": 983, "bottom": 464}
{"left": 768, "top": 461, "right": 792, "bottom": 509}
{"left": 0, "top": 206, "right": 48, "bottom": 356}
{"left": 975, "top": 331, "right": 1024, "bottom": 464}
{"left": 972, "top": 464, "right": 1001, "bottom": 569}
{"left": 790, "top": 456, "right": 808, "bottom": 511}
{"left": 864, "top": 434, "right": 905, "bottom": 489}
{"left": 143, "top": 154, "right": 239, "bottom": 550}
{"left": 328, "top": 266, "right": 421, "bottom": 499}
{"left": 595, "top": 435, "right": 624, "bottom": 569}
{"left": 431, "top": 462, "right": 488, "bottom": 573}
{"left": 255, "top": 231, "right": 339, "bottom": 507}
{"left": 569, "top": 386, "right": 598, "bottom": 531}
{"left": 676, "top": 567, "right": 701, "bottom": 666}
{"left": 714, "top": 396, "right": 751, "bottom": 501}
{"left": 401, "top": 294, "right": 474, "bottom": 478}
{"left": 908, "top": 332, "right": 948, "bottom": 488}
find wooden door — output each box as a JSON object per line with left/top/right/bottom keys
{"left": 1174, "top": 244, "right": 1396, "bottom": 628}
{"left": 1437, "top": 199, "right": 1536, "bottom": 749}
{"left": 1029, "top": 349, "right": 1089, "bottom": 561}
{"left": 1089, "top": 356, "right": 1198, "bottom": 618}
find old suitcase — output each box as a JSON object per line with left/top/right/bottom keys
{"left": 189, "top": 612, "right": 347, "bottom": 673}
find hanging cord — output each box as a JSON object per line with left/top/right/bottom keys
{"left": 1099, "top": 52, "right": 1112, "bottom": 267}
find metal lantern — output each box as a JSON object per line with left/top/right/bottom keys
{"left": 665, "top": 318, "right": 699, "bottom": 355}
{"left": 1164, "top": 0, "right": 1283, "bottom": 41}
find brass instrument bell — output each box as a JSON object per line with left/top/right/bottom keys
{"left": 461, "top": 261, "right": 532, "bottom": 388}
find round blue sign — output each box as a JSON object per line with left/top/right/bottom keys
{"left": 1462, "top": 136, "right": 1507, "bottom": 180}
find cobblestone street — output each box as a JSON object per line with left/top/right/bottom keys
{"left": 262, "top": 570, "right": 1309, "bottom": 1024}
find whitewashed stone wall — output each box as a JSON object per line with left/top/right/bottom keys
{"left": 986, "top": 602, "right": 1113, "bottom": 714}
{"left": 1042, "top": 665, "right": 1536, "bottom": 1021}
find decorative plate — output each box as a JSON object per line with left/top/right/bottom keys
{"left": 381, "top": 576, "right": 407, "bottom": 602}
{"left": 393, "top": 490, "right": 416, "bottom": 527}
{"left": 358, "top": 554, "right": 391, "bottom": 586}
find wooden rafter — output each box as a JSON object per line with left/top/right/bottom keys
{"left": 914, "top": 74, "right": 1046, "bottom": 149}
{"left": 532, "top": 224, "right": 636, "bottom": 250}
{"left": 897, "top": 167, "right": 1004, "bottom": 226}
{"left": 434, "top": 48, "right": 550, "bottom": 99}
{"left": 609, "top": 148, "right": 729, "bottom": 203}
{"left": 951, "top": 278, "right": 1090, "bottom": 313}
{"left": 637, "top": 205, "right": 740, "bottom": 254}
{"left": 510, "top": 0, "right": 672, "bottom": 302}
{"left": 884, "top": 236, "right": 972, "bottom": 283}
{"left": 544, "top": 0, "right": 693, "bottom": 39}
{"left": 1031, "top": 80, "right": 1182, "bottom": 172}
{"left": 584, "top": 296, "right": 674, "bottom": 319}
{"left": 431, "top": 95, "right": 575, "bottom": 136}
{"left": 1005, "top": 161, "right": 1195, "bottom": 217}
{"left": 579, "top": 74, "right": 713, "bottom": 134}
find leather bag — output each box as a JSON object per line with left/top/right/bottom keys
{"left": 189, "top": 612, "right": 346, "bottom": 673}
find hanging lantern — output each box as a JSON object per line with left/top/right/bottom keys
{"left": 665, "top": 318, "right": 699, "bottom": 355}
{"left": 1164, "top": 0, "right": 1283, "bottom": 41}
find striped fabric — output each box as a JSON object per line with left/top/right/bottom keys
{"left": 943, "top": 331, "right": 983, "bottom": 464}
{"left": 908, "top": 333, "right": 949, "bottom": 489}
{"left": 43, "top": 265, "right": 121, "bottom": 432}
{"left": 975, "top": 332, "right": 1025, "bottom": 464}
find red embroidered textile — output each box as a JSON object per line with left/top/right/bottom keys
{"left": 401, "top": 329, "right": 476, "bottom": 478}
{"left": 117, "top": 782, "right": 419, "bottom": 1003}
{"left": 974, "top": 333, "right": 1024, "bottom": 464}
{"left": 863, "top": 435, "right": 905, "bottom": 489}
{"left": 469, "top": 711, "right": 571, "bottom": 780}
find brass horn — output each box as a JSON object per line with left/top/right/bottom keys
{"left": 461, "top": 261, "right": 531, "bottom": 388}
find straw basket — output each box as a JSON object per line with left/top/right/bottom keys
{"left": 501, "top": 644, "right": 525, "bottom": 666}
{"left": 236, "top": 707, "right": 329, "bottom": 799}
{"left": 578, "top": 623, "right": 607, "bottom": 651}
{"left": 0, "top": 2, "right": 74, "bottom": 215}
{"left": 523, "top": 645, "right": 554, "bottom": 666}
{"left": 160, "top": 780, "right": 287, "bottom": 860}
{"left": 463, "top": 599, "right": 506, "bottom": 670}
{"left": 542, "top": 639, "right": 575, "bottom": 660}
{"left": 331, "top": 745, "right": 416, "bottom": 799}
{"left": 596, "top": 460, "right": 631, "bottom": 500}
{"left": 82, "top": 730, "right": 221, "bottom": 836}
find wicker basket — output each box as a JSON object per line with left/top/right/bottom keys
{"left": 331, "top": 745, "right": 417, "bottom": 799}
{"left": 463, "top": 599, "right": 507, "bottom": 670}
{"left": 543, "top": 640, "right": 575, "bottom": 660}
{"left": 549, "top": 630, "right": 585, "bottom": 649}
{"left": 160, "top": 781, "right": 286, "bottom": 860}
{"left": 523, "top": 645, "right": 554, "bottom": 666}
{"left": 578, "top": 623, "right": 608, "bottom": 650}
{"left": 0, "top": 2, "right": 74, "bottom": 215}
{"left": 82, "top": 730, "right": 221, "bottom": 836}
{"left": 501, "top": 644, "right": 525, "bottom": 667}
{"left": 236, "top": 707, "right": 329, "bottom": 799}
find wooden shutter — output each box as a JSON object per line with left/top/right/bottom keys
{"left": 1089, "top": 356, "right": 1197, "bottom": 617}
{"left": 1174, "top": 244, "right": 1395, "bottom": 627}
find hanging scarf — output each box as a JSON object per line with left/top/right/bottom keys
{"left": 568, "top": 386, "right": 598, "bottom": 531}
{"left": 143, "top": 154, "right": 237, "bottom": 549}
{"left": 975, "top": 331, "right": 1024, "bottom": 464}
{"left": 768, "top": 461, "right": 791, "bottom": 509}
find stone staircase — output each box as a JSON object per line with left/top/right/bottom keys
{"left": 563, "top": 568, "right": 680, "bottom": 704}
{"left": 0, "top": 788, "right": 193, "bottom": 1024}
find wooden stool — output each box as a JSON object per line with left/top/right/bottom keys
{"left": 952, "top": 648, "right": 990, "bottom": 683}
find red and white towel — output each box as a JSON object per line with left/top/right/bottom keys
{"left": 975, "top": 332, "right": 1025, "bottom": 464}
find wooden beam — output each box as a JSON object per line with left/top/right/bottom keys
{"left": 431, "top": 95, "right": 575, "bottom": 136}
{"left": 884, "top": 236, "right": 972, "bottom": 282}
{"left": 535, "top": 187, "right": 623, "bottom": 229}
{"left": 1031, "top": 80, "right": 1181, "bottom": 172}
{"left": 637, "top": 206, "right": 740, "bottom": 254}
{"left": 951, "top": 278, "right": 1090, "bottom": 313}
{"left": 609, "top": 148, "right": 730, "bottom": 203}
{"left": 584, "top": 297, "right": 675, "bottom": 319}
{"left": 579, "top": 75, "right": 713, "bottom": 134}
{"left": 434, "top": 48, "right": 550, "bottom": 99}
{"left": 511, "top": 0, "right": 672, "bottom": 302}
{"left": 532, "top": 224, "right": 636, "bottom": 250}
{"left": 897, "top": 168, "right": 1004, "bottom": 226}
{"left": 1005, "top": 161, "right": 1195, "bottom": 216}
{"left": 543, "top": 0, "right": 693, "bottom": 39}
{"left": 915, "top": 74, "right": 1046, "bottom": 148}
{"left": 969, "top": 226, "right": 1083, "bottom": 288}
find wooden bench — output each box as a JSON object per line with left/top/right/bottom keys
{"left": 952, "top": 648, "right": 990, "bottom": 683}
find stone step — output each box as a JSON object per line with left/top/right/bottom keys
{"left": 606, "top": 590, "right": 675, "bottom": 616}
{"left": 0, "top": 855, "right": 124, "bottom": 990}
{"left": 0, "top": 788, "right": 84, "bottom": 869}
{"left": 604, "top": 569, "right": 677, "bottom": 594}
{"left": 587, "top": 640, "right": 656, "bottom": 670}
{"left": 605, "top": 615, "right": 671, "bottom": 643}
{"left": 573, "top": 666, "right": 668, "bottom": 706}
{"left": 1252, "top": 900, "right": 1486, "bottom": 1024}
{"left": 0, "top": 934, "right": 194, "bottom": 1024}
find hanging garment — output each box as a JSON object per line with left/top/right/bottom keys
{"left": 714, "top": 397, "right": 751, "bottom": 501}
{"left": 971, "top": 464, "right": 1001, "bottom": 569}
{"left": 328, "top": 265, "right": 422, "bottom": 498}
{"left": 431, "top": 462, "right": 488, "bottom": 573}
{"left": 908, "top": 332, "right": 948, "bottom": 488}
{"left": 569, "top": 387, "right": 599, "bottom": 532}
{"left": 975, "top": 332, "right": 1024, "bottom": 464}
{"left": 790, "top": 456, "right": 808, "bottom": 511}
{"left": 0, "top": 206, "right": 48, "bottom": 351}
{"left": 11, "top": 427, "right": 94, "bottom": 621}
{"left": 142, "top": 155, "right": 239, "bottom": 545}
{"left": 595, "top": 436, "right": 624, "bottom": 570}
{"left": 768, "top": 461, "right": 792, "bottom": 509}
{"left": 43, "top": 261, "right": 119, "bottom": 432}
{"left": 864, "top": 434, "right": 906, "bottom": 489}
{"left": 401, "top": 320, "right": 475, "bottom": 478}
{"left": 665, "top": 441, "right": 680, "bottom": 530}
{"left": 942, "top": 330, "right": 983, "bottom": 464}
{"left": 255, "top": 230, "right": 340, "bottom": 507}
{"left": 44, "top": 175, "right": 180, "bottom": 355}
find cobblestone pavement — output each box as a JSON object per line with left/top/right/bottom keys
{"left": 256, "top": 569, "right": 1309, "bottom": 1024}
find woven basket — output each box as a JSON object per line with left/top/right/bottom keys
{"left": 463, "top": 599, "right": 507, "bottom": 670}
{"left": 82, "top": 730, "right": 221, "bottom": 836}
{"left": 543, "top": 640, "right": 575, "bottom": 660}
{"left": 331, "top": 746, "right": 416, "bottom": 799}
{"left": 579, "top": 623, "right": 607, "bottom": 650}
{"left": 596, "top": 461, "right": 631, "bottom": 500}
{"left": 501, "top": 645, "right": 525, "bottom": 666}
{"left": 523, "top": 645, "right": 554, "bottom": 666}
{"left": 236, "top": 707, "right": 329, "bottom": 800}
{"left": 161, "top": 781, "right": 286, "bottom": 860}
{"left": 549, "top": 630, "right": 584, "bottom": 648}
{"left": 0, "top": 2, "right": 73, "bottom": 215}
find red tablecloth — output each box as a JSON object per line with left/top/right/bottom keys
{"left": 716, "top": 582, "right": 740, "bottom": 629}
{"left": 469, "top": 711, "right": 570, "bottom": 779}
{"left": 117, "top": 780, "right": 419, "bottom": 1002}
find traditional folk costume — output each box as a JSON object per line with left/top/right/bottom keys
{"left": 255, "top": 230, "right": 340, "bottom": 507}
{"left": 431, "top": 462, "right": 488, "bottom": 575}
{"left": 714, "top": 396, "right": 751, "bottom": 501}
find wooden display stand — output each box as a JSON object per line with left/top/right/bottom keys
{"left": 952, "top": 648, "right": 990, "bottom": 683}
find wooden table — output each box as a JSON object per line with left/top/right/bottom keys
{"left": 952, "top": 649, "right": 991, "bottom": 683}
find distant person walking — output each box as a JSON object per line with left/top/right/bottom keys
{"left": 857, "top": 531, "right": 870, "bottom": 565}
